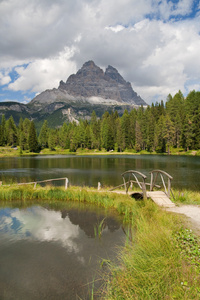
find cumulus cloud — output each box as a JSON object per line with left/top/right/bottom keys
{"left": 1, "top": 206, "right": 80, "bottom": 250}
{"left": 0, "top": 0, "right": 200, "bottom": 104}
{"left": 0, "top": 72, "right": 11, "bottom": 85}
{"left": 8, "top": 47, "right": 76, "bottom": 92}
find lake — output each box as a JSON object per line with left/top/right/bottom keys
{"left": 0, "top": 154, "right": 199, "bottom": 299}
{"left": 0, "top": 201, "right": 125, "bottom": 300}
{"left": 0, "top": 154, "right": 200, "bottom": 190}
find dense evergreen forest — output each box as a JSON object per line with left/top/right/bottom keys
{"left": 0, "top": 90, "right": 200, "bottom": 153}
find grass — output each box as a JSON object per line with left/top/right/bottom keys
{"left": 172, "top": 188, "right": 200, "bottom": 205}
{"left": 1, "top": 146, "right": 200, "bottom": 157}
{"left": 94, "top": 217, "right": 106, "bottom": 238}
{"left": 0, "top": 184, "right": 200, "bottom": 299}
{"left": 101, "top": 201, "right": 200, "bottom": 299}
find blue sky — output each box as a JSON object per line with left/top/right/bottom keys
{"left": 0, "top": 0, "right": 200, "bottom": 105}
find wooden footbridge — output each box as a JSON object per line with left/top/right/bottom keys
{"left": 0, "top": 169, "right": 175, "bottom": 208}
{"left": 110, "top": 170, "right": 175, "bottom": 208}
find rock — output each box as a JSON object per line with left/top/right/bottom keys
{"left": 57, "top": 60, "right": 146, "bottom": 106}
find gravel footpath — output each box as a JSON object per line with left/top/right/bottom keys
{"left": 166, "top": 205, "right": 200, "bottom": 235}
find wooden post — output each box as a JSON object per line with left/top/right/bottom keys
{"left": 65, "top": 178, "right": 69, "bottom": 189}
{"left": 142, "top": 181, "right": 147, "bottom": 200}
{"left": 150, "top": 172, "right": 153, "bottom": 191}
{"left": 98, "top": 182, "right": 101, "bottom": 190}
{"left": 168, "top": 178, "right": 171, "bottom": 198}
{"left": 34, "top": 182, "right": 37, "bottom": 188}
{"left": 0, "top": 181, "right": 2, "bottom": 186}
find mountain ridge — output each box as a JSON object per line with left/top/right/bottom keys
{"left": 0, "top": 61, "right": 147, "bottom": 127}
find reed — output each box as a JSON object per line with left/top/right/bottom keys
{"left": 94, "top": 218, "right": 106, "bottom": 238}
{"left": 101, "top": 201, "right": 200, "bottom": 299}
{"left": 172, "top": 188, "right": 200, "bottom": 205}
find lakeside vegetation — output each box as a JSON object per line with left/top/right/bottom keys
{"left": 1, "top": 90, "right": 200, "bottom": 155}
{"left": 0, "top": 145, "right": 200, "bottom": 158}
{"left": 0, "top": 184, "right": 200, "bottom": 299}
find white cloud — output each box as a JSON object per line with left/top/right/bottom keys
{"left": 0, "top": 72, "right": 11, "bottom": 85}
{"left": 0, "top": 0, "right": 200, "bottom": 104}
{"left": 105, "top": 25, "right": 125, "bottom": 32}
{"left": 8, "top": 47, "right": 77, "bottom": 93}
{"left": 2, "top": 206, "right": 80, "bottom": 250}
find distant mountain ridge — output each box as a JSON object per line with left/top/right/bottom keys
{"left": 58, "top": 61, "right": 146, "bottom": 105}
{"left": 30, "top": 60, "right": 146, "bottom": 110}
{"left": 0, "top": 61, "right": 147, "bottom": 128}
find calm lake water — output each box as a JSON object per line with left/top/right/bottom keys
{"left": 0, "top": 154, "right": 200, "bottom": 190}
{"left": 0, "top": 154, "right": 199, "bottom": 299}
{"left": 0, "top": 201, "right": 125, "bottom": 300}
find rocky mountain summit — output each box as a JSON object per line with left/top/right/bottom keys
{"left": 29, "top": 61, "right": 146, "bottom": 111}
{"left": 0, "top": 61, "right": 147, "bottom": 128}
{"left": 57, "top": 61, "right": 146, "bottom": 106}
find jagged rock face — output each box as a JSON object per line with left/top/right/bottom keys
{"left": 58, "top": 60, "right": 146, "bottom": 106}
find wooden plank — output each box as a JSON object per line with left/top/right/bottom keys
{"left": 147, "top": 191, "right": 175, "bottom": 208}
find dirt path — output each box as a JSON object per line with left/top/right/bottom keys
{"left": 166, "top": 205, "right": 200, "bottom": 235}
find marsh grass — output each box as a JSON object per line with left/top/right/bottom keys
{"left": 102, "top": 201, "right": 200, "bottom": 299}
{"left": 0, "top": 185, "right": 134, "bottom": 218}
{"left": 94, "top": 218, "right": 106, "bottom": 239}
{"left": 172, "top": 188, "right": 200, "bottom": 205}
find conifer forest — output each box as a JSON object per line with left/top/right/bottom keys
{"left": 0, "top": 90, "right": 200, "bottom": 154}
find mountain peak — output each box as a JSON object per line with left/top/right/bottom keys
{"left": 58, "top": 61, "right": 146, "bottom": 105}
{"left": 105, "top": 65, "right": 126, "bottom": 84}
{"left": 82, "top": 60, "right": 96, "bottom": 68}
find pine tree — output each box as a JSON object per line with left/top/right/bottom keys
{"left": 28, "top": 121, "right": 38, "bottom": 152}
{"left": 90, "top": 111, "right": 101, "bottom": 149}
{"left": 101, "top": 112, "right": 114, "bottom": 151}
{"left": 135, "top": 121, "right": 143, "bottom": 152}
{"left": 19, "top": 131, "right": 27, "bottom": 150}
{"left": 0, "top": 114, "right": 6, "bottom": 146}
{"left": 121, "top": 109, "right": 130, "bottom": 150}
{"left": 48, "top": 129, "right": 57, "bottom": 151}
{"left": 154, "top": 115, "right": 166, "bottom": 153}
{"left": 184, "top": 91, "right": 200, "bottom": 149}
{"left": 164, "top": 114, "right": 175, "bottom": 154}
{"left": 22, "top": 118, "right": 31, "bottom": 150}
{"left": 166, "top": 90, "right": 184, "bottom": 148}
{"left": 39, "top": 120, "right": 49, "bottom": 148}
{"left": 129, "top": 109, "right": 137, "bottom": 149}
{"left": 5, "top": 116, "right": 18, "bottom": 146}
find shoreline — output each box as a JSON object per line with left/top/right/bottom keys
{"left": 0, "top": 146, "right": 200, "bottom": 158}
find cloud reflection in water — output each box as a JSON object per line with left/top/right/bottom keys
{"left": 0, "top": 206, "right": 80, "bottom": 252}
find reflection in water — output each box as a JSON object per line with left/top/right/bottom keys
{"left": 0, "top": 154, "right": 200, "bottom": 190}
{"left": 0, "top": 203, "right": 125, "bottom": 300}
{"left": 0, "top": 207, "right": 80, "bottom": 251}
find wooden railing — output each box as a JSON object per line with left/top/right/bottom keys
{"left": 1, "top": 177, "right": 69, "bottom": 189}
{"left": 110, "top": 169, "right": 173, "bottom": 200}
{"left": 150, "top": 170, "right": 173, "bottom": 198}
{"left": 121, "top": 170, "right": 148, "bottom": 200}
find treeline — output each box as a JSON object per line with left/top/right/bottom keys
{"left": 0, "top": 90, "right": 200, "bottom": 153}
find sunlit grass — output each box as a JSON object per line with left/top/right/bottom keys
{"left": 172, "top": 188, "right": 200, "bottom": 205}
{"left": 1, "top": 146, "right": 200, "bottom": 157}
{"left": 101, "top": 201, "right": 200, "bottom": 299}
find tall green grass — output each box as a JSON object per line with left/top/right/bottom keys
{"left": 0, "top": 185, "right": 135, "bottom": 218}
{"left": 101, "top": 201, "right": 200, "bottom": 299}
{"left": 172, "top": 188, "right": 200, "bottom": 205}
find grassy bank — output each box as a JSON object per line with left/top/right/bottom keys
{"left": 0, "top": 146, "right": 200, "bottom": 157}
{"left": 102, "top": 201, "right": 200, "bottom": 299}
{"left": 0, "top": 185, "right": 200, "bottom": 299}
{"left": 173, "top": 189, "right": 200, "bottom": 205}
